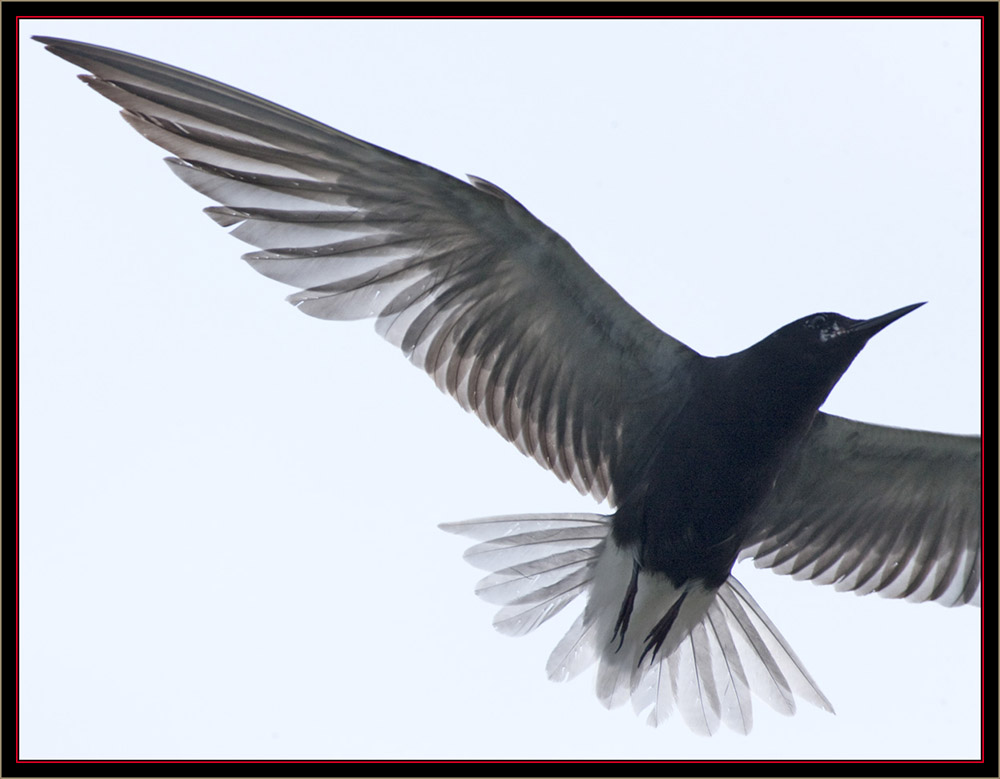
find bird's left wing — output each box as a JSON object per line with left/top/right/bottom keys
{"left": 36, "top": 37, "right": 699, "bottom": 505}
{"left": 740, "top": 412, "right": 982, "bottom": 607}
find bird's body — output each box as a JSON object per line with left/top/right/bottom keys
{"left": 613, "top": 347, "right": 820, "bottom": 588}
{"left": 614, "top": 309, "right": 922, "bottom": 589}
{"left": 34, "top": 36, "right": 981, "bottom": 736}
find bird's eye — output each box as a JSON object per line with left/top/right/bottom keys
{"left": 806, "top": 315, "right": 828, "bottom": 329}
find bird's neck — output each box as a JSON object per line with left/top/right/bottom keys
{"left": 706, "top": 352, "right": 828, "bottom": 443}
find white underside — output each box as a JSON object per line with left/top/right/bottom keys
{"left": 442, "top": 513, "right": 834, "bottom": 735}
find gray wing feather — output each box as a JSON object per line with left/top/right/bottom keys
{"left": 741, "top": 413, "right": 981, "bottom": 606}
{"left": 37, "top": 36, "right": 699, "bottom": 505}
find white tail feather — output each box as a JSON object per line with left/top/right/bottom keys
{"left": 440, "top": 514, "right": 605, "bottom": 637}
{"left": 441, "top": 513, "right": 833, "bottom": 734}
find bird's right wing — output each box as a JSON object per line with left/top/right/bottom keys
{"left": 37, "top": 36, "right": 700, "bottom": 505}
{"left": 740, "top": 412, "right": 982, "bottom": 606}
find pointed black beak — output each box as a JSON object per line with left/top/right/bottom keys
{"left": 846, "top": 302, "right": 926, "bottom": 339}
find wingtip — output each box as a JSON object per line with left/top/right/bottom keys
{"left": 32, "top": 35, "right": 82, "bottom": 53}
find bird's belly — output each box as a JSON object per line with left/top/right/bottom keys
{"left": 612, "top": 429, "right": 787, "bottom": 588}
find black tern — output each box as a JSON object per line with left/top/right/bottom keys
{"left": 35, "top": 36, "right": 982, "bottom": 736}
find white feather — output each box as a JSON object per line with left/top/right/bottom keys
{"left": 442, "top": 514, "right": 834, "bottom": 734}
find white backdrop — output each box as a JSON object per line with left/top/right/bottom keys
{"left": 18, "top": 18, "right": 982, "bottom": 760}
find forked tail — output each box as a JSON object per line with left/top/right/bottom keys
{"left": 441, "top": 513, "right": 833, "bottom": 735}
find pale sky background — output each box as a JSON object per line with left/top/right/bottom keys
{"left": 18, "top": 18, "right": 982, "bottom": 761}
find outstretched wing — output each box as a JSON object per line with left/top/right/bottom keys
{"left": 37, "top": 36, "right": 700, "bottom": 505}
{"left": 741, "top": 412, "right": 982, "bottom": 607}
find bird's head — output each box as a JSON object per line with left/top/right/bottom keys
{"left": 782, "top": 302, "right": 926, "bottom": 356}
{"left": 732, "top": 302, "right": 926, "bottom": 415}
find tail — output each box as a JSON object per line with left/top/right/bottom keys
{"left": 441, "top": 513, "right": 834, "bottom": 735}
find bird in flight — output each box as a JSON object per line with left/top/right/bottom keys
{"left": 36, "top": 36, "right": 981, "bottom": 736}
